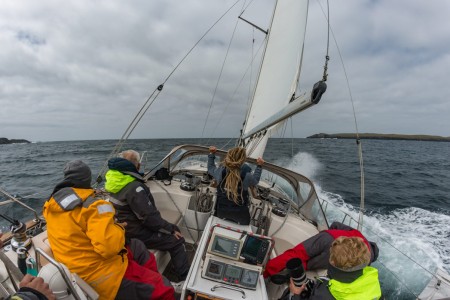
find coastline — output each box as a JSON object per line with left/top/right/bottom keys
{"left": 0, "top": 138, "right": 31, "bottom": 145}
{"left": 307, "top": 133, "right": 450, "bottom": 142}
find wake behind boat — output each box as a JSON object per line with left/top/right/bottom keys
{"left": 1, "top": 0, "right": 449, "bottom": 299}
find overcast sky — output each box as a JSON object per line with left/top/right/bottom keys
{"left": 1, "top": 0, "right": 449, "bottom": 142}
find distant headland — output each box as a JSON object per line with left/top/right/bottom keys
{"left": 0, "top": 137, "right": 31, "bottom": 145}
{"left": 307, "top": 133, "right": 450, "bottom": 142}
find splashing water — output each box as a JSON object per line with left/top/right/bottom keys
{"left": 281, "top": 150, "right": 450, "bottom": 299}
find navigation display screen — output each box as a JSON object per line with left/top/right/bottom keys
{"left": 242, "top": 236, "right": 262, "bottom": 258}
{"left": 210, "top": 234, "right": 241, "bottom": 260}
{"left": 216, "top": 238, "right": 233, "bottom": 254}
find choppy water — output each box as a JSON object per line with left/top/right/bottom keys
{"left": 1, "top": 138, "right": 449, "bottom": 299}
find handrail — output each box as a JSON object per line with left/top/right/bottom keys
{"left": 0, "top": 187, "right": 40, "bottom": 221}
{"left": 35, "top": 248, "right": 83, "bottom": 300}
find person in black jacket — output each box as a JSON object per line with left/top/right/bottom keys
{"left": 105, "top": 150, "right": 189, "bottom": 282}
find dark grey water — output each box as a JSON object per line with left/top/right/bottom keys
{"left": 1, "top": 138, "right": 449, "bottom": 299}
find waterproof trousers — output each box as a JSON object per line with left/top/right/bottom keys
{"left": 115, "top": 239, "right": 175, "bottom": 300}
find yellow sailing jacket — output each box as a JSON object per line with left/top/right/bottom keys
{"left": 43, "top": 187, "right": 128, "bottom": 300}
{"left": 329, "top": 266, "right": 382, "bottom": 300}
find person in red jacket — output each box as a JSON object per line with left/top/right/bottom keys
{"left": 264, "top": 222, "right": 379, "bottom": 278}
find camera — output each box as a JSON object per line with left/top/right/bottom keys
{"left": 286, "top": 258, "right": 313, "bottom": 297}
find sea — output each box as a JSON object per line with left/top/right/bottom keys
{"left": 1, "top": 138, "right": 449, "bottom": 299}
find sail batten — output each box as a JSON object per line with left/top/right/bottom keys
{"left": 242, "top": 0, "right": 309, "bottom": 158}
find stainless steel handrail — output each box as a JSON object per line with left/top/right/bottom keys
{"left": 0, "top": 187, "right": 40, "bottom": 221}
{"left": 34, "top": 248, "right": 83, "bottom": 300}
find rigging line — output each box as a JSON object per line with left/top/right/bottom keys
{"left": 239, "top": 0, "right": 256, "bottom": 16}
{"left": 201, "top": 0, "right": 248, "bottom": 141}
{"left": 290, "top": 118, "right": 294, "bottom": 158}
{"left": 246, "top": 133, "right": 265, "bottom": 157}
{"left": 95, "top": 88, "right": 159, "bottom": 183}
{"left": 220, "top": 139, "right": 235, "bottom": 150}
{"left": 96, "top": 0, "right": 243, "bottom": 183}
{"left": 154, "top": 181, "right": 196, "bottom": 244}
{"left": 123, "top": 89, "right": 164, "bottom": 142}
{"left": 247, "top": 27, "right": 255, "bottom": 125}
{"left": 96, "top": 89, "right": 163, "bottom": 183}
{"left": 321, "top": 0, "right": 330, "bottom": 82}
{"left": 316, "top": 0, "right": 365, "bottom": 230}
{"left": 206, "top": 36, "right": 266, "bottom": 145}
{"left": 163, "top": 0, "right": 243, "bottom": 85}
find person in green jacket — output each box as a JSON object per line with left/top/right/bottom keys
{"left": 280, "top": 236, "right": 382, "bottom": 300}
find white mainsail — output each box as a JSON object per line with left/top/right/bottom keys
{"left": 242, "top": 0, "right": 309, "bottom": 158}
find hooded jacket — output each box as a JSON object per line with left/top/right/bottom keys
{"left": 264, "top": 222, "right": 379, "bottom": 278}
{"left": 281, "top": 266, "right": 381, "bottom": 300}
{"left": 43, "top": 187, "right": 127, "bottom": 300}
{"left": 105, "top": 158, "right": 177, "bottom": 237}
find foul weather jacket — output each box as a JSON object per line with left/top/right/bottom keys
{"left": 264, "top": 222, "right": 379, "bottom": 277}
{"left": 105, "top": 161, "right": 178, "bottom": 237}
{"left": 43, "top": 187, "right": 127, "bottom": 300}
{"left": 207, "top": 153, "right": 263, "bottom": 224}
{"left": 280, "top": 266, "right": 382, "bottom": 300}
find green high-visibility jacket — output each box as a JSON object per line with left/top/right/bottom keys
{"left": 328, "top": 266, "right": 382, "bottom": 300}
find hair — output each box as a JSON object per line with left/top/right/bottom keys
{"left": 329, "top": 236, "right": 371, "bottom": 270}
{"left": 120, "top": 150, "right": 141, "bottom": 167}
{"left": 221, "top": 147, "right": 247, "bottom": 204}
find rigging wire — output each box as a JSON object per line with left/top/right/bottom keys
{"left": 316, "top": 0, "right": 365, "bottom": 230}
{"left": 205, "top": 17, "right": 267, "bottom": 145}
{"left": 95, "top": 0, "right": 243, "bottom": 183}
{"left": 290, "top": 118, "right": 294, "bottom": 158}
{"left": 201, "top": 0, "right": 248, "bottom": 141}
{"left": 315, "top": 0, "right": 439, "bottom": 294}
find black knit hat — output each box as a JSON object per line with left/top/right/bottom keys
{"left": 63, "top": 160, "right": 92, "bottom": 188}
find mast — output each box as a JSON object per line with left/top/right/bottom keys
{"left": 241, "top": 0, "right": 310, "bottom": 159}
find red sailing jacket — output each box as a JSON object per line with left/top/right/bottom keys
{"left": 264, "top": 222, "right": 377, "bottom": 278}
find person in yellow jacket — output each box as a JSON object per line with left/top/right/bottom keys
{"left": 280, "top": 236, "right": 382, "bottom": 300}
{"left": 43, "top": 160, "right": 175, "bottom": 300}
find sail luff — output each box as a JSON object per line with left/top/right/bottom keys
{"left": 242, "top": 0, "right": 310, "bottom": 158}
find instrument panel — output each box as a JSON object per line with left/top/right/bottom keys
{"left": 203, "top": 255, "right": 261, "bottom": 289}
{"left": 201, "top": 224, "right": 274, "bottom": 290}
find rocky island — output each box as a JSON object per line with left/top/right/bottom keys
{"left": 0, "top": 137, "right": 31, "bottom": 145}
{"left": 308, "top": 133, "right": 450, "bottom": 142}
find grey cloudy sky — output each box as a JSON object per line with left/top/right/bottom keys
{"left": 1, "top": 0, "right": 449, "bottom": 142}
